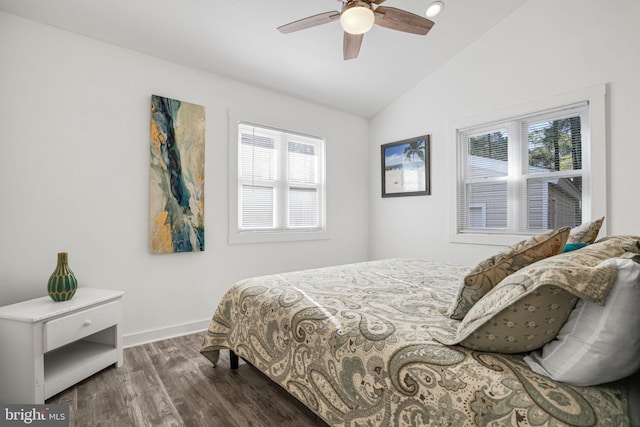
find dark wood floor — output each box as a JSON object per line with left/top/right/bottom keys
{"left": 48, "top": 332, "right": 329, "bottom": 427}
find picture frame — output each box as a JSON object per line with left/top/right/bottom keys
{"left": 381, "top": 135, "right": 430, "bottom": 197}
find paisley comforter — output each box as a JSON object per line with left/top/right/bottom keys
{"left": 200, "top": 258, "right": 634, "bottom": 426}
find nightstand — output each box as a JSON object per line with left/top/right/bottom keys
{"left": 0, "top": 288, "right": 125, "bottom": 403}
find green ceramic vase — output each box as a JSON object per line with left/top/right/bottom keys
{"left": 47, "top": 252, "right": 78, "bottom": 302}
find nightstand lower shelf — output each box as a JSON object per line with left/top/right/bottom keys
{"left": 44, "top": 339, "right": 119, "bottom": 399}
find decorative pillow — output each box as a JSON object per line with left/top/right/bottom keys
{"left": 435, "top": 235, "right": 640, "bottom": 353}
{"left": 446, "top": 227, "right": 570, "bottom": 320}
{"left": 562, "top": 242, "right": 587, "bottom": 253}
{"left": 566, "top": 216, "right": 604, "bottom": 245}
{"left": 524, "top": 254, "right": 640, "bottom": 386}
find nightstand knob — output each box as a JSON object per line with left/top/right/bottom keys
{"left": 83, "top": 320, "right": 92, "bottom": 327}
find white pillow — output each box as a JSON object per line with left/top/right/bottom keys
{"left": 524, "top": 256, "right": 640, "bottom": 386}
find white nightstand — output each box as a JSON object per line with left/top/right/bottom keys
{"left": 0, "top": 288, "right": 125, "bottom": 403}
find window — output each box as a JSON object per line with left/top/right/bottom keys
{"left": 450, "top": 86, "right": 606, "bottom": 245}
{"left": 231, "top": 121, "right": 326, "bottom": 243}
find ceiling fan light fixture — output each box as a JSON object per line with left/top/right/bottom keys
{"left": 340, "top": 1, "right": 375, "bottom": 35}
{"left": 425, "top": 1, "right": 444, "bottom": 18}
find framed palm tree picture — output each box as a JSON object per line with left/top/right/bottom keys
{"left": 381, "top": 135, "right": 430, "bottom": 197}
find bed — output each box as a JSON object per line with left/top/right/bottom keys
{"left": 201, "top": 230, "right": 640, "bottom": 426}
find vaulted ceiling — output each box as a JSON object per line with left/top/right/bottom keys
{"left": 0, "top": 0, "right": 527, "bottom": 118}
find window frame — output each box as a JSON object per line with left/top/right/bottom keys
{"left": 229, "top": 111, "right": 328, "bottom": 244}
{"left": 449, "top": 85, "right": 607, "bottom": 246}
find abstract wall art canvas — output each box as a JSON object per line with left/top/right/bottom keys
{"left": 149, "top": 95, "right": 205, "bottom": 253}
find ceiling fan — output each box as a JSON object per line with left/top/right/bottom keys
{"left": 277, "top": 0, "right": 435, "bottom": 60}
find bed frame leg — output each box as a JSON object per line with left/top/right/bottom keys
{"left": 229, "top": 350, "right": 239, "bottom": 369}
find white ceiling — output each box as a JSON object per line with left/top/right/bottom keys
{"left": 0, "top": 0, "right": 527, "bottom": 118}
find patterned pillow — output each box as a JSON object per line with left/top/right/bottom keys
{"left": 446, "top": 227, "right": 570, "bottom": 320}
{"left": 566, "top": 216, "right": 604, "bottom": 244}
{"left": 435, "top": 235, "right": 640, "bottom": 353}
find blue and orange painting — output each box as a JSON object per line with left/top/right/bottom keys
{"left": 149, "top": 95, "right": 205, "bottom": 253}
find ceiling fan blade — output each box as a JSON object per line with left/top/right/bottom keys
{"left": 343, "top": 32, "right": 364, "bottom": 60}
{"left": 374, "top": 6, "right": 434, "bottom": 35}
{"left": 278, "top": 11, "right": 341, "bottom": 34}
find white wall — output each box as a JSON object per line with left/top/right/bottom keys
{"left": 369, "top": 0, "right": 640, "bottom": 263}
{"left": 0, "top": 12, "right": 369, "bottom": 345}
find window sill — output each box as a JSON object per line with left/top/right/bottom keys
{"left": 229, "top": 230, "right": 329, "bottom": 244}
{"left": 449, "top": 231, "right": 536, "bottom": 247}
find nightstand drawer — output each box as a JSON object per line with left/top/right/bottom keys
{"left": 43, "top": 301, "right": 120, "bottom": 352}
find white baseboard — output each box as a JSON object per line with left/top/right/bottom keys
{"left": 123, "top": 319, "right": 210, "bottom": 348}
